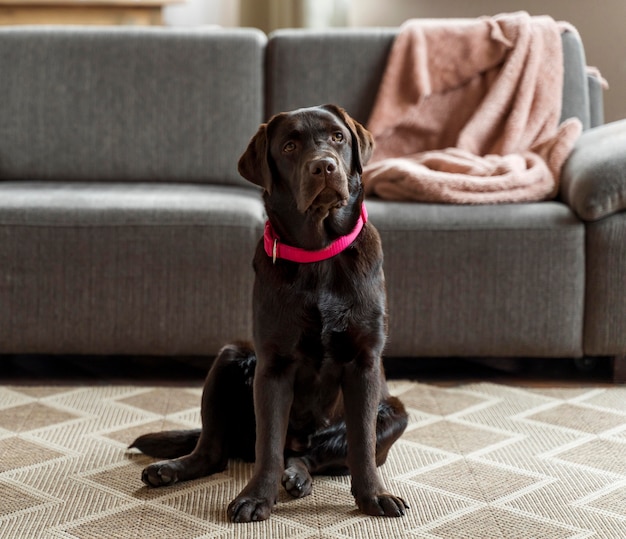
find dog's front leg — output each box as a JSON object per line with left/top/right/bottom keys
{"left": 227, "top": 355, "right": 295, "bottom": 523}
{"left": 343, "top": 355, "right": 408, "bottom": 517}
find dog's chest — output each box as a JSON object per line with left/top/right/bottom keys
{"left": 317, "top": 287, "right": 354, "bottom": 332}
{"left": 301, "top": 265, "right": 364, "bottom": 334}
{"left": 254, "top": 242, "right": 385, "bottom": 361}
{"left": 299, "top": 279, "right": 382, "bottom": 364}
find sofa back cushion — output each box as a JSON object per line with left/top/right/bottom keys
{"left": 0, "top": 27, "right": 265, "bottom": 186}
{"left": 266, "top": 26, "right": 592, "bottom": 129}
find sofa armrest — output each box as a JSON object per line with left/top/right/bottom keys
{"left": 588, "top": 73, "right": 605, "bottom": 128}
{"left": 561, "top": 119, "right": 626, "bottom": 221}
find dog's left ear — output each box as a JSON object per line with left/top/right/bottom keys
{"left": 322, "top": 104, "right": 374, "bottom": 175}
{"left": 238, "top": 123, "right": 273, "bottom": 194}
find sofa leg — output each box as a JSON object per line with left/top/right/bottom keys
{"left": 613, "top": 355, "right": 626, "bottom": 384}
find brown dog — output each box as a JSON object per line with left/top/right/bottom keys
{"left": 130, "top": 104, "right": 408, "bottom": 522}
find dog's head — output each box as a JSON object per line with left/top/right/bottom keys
{"left": 238, "top": 104, "right": 374, "bottom": 217}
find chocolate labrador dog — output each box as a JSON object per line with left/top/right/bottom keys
{"left": 130, "top": 104, "right": 408, "bottom": 522}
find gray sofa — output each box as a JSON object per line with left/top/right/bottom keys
{"left": 1, "top": 24, "right": 625, "bottom": 381}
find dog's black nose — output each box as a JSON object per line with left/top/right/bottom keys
{"left": 309, "top": 158, "right": 337, "bottom": 177}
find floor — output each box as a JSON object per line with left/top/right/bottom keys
{"left": 1, "top": 354, "right": 622, "bottom": 538}
{"left": 0, "top": 354, "right": 616, "bottom": 388}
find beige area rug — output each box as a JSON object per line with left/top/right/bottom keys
{"left": 1, "top": 381, "right": 626, "bottom": 538}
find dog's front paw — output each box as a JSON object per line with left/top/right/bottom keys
{"left": 141, "top": 461, "right": 180, "bottom": 487}
{"left": 227, "top": 496, "right": 275, "bottom": 522}
{"left": 356, "top": 492, "right": 409, "bottom": 518}
{"left": 282, "top": 464, "right": 313, "bottom": 498}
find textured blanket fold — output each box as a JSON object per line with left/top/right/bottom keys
{"left": 363, "top": 12, "right": 584, "bottom": 204}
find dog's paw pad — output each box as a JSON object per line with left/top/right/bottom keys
{"left": 227, "top": 496, "right": 274, "bottom": 523}
{"left": 281, "top": 466, "right": 313, "bottom": 498}
{"left": 358, "top": 493, "right": 409, "bottom": 518}
{"left": 141, "top": 462, "right": 179, "bottom": 487}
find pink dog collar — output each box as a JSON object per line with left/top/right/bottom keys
{"left": 264, "top": 205, "right": 368, "bottom": 264}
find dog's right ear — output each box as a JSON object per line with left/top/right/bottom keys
{"left": 238, "top": 123, "right": 272, "bottom": 194}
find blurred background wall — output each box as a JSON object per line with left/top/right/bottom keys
{"left": 164, "top": 0, "right": 626, "bottom": 122}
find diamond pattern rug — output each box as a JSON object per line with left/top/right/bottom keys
{"left": 1, "top": 381, "right": 625, "bottom": 538}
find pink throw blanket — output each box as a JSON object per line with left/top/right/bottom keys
{"left": 363, "top": 12, "right": 584, "bottom": 204}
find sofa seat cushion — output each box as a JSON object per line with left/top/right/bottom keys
{"left": 0, "top": 182, "right": 264, "bottom": 227}
{"left": 0, "top": 182, "right": 264, "bottom": 355}
{"left": 367, "top": 199, "right": 585, "bottom": 358}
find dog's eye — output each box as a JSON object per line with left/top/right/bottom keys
{"left": 283, "top": 141, "right": 296, "bottom": 153}
{"left": 332, "top": 132, "right": 344, "bottom": 142}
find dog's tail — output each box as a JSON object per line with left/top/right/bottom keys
{"left": 129, "top": 429, "right": 202, "bottom": 459}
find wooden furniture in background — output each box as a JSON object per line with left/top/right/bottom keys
{"left": 0, "top": 1, "right": 183, "bottom": 26}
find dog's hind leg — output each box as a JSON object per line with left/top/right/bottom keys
{"left": 139, "top": 343, "right": 257, "bottom": 487}
{"left": 372, "top": 395, "right": 409, "bottom": 467}
{"left": 281, "top": 395, "right": 408, "bottom": 499}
